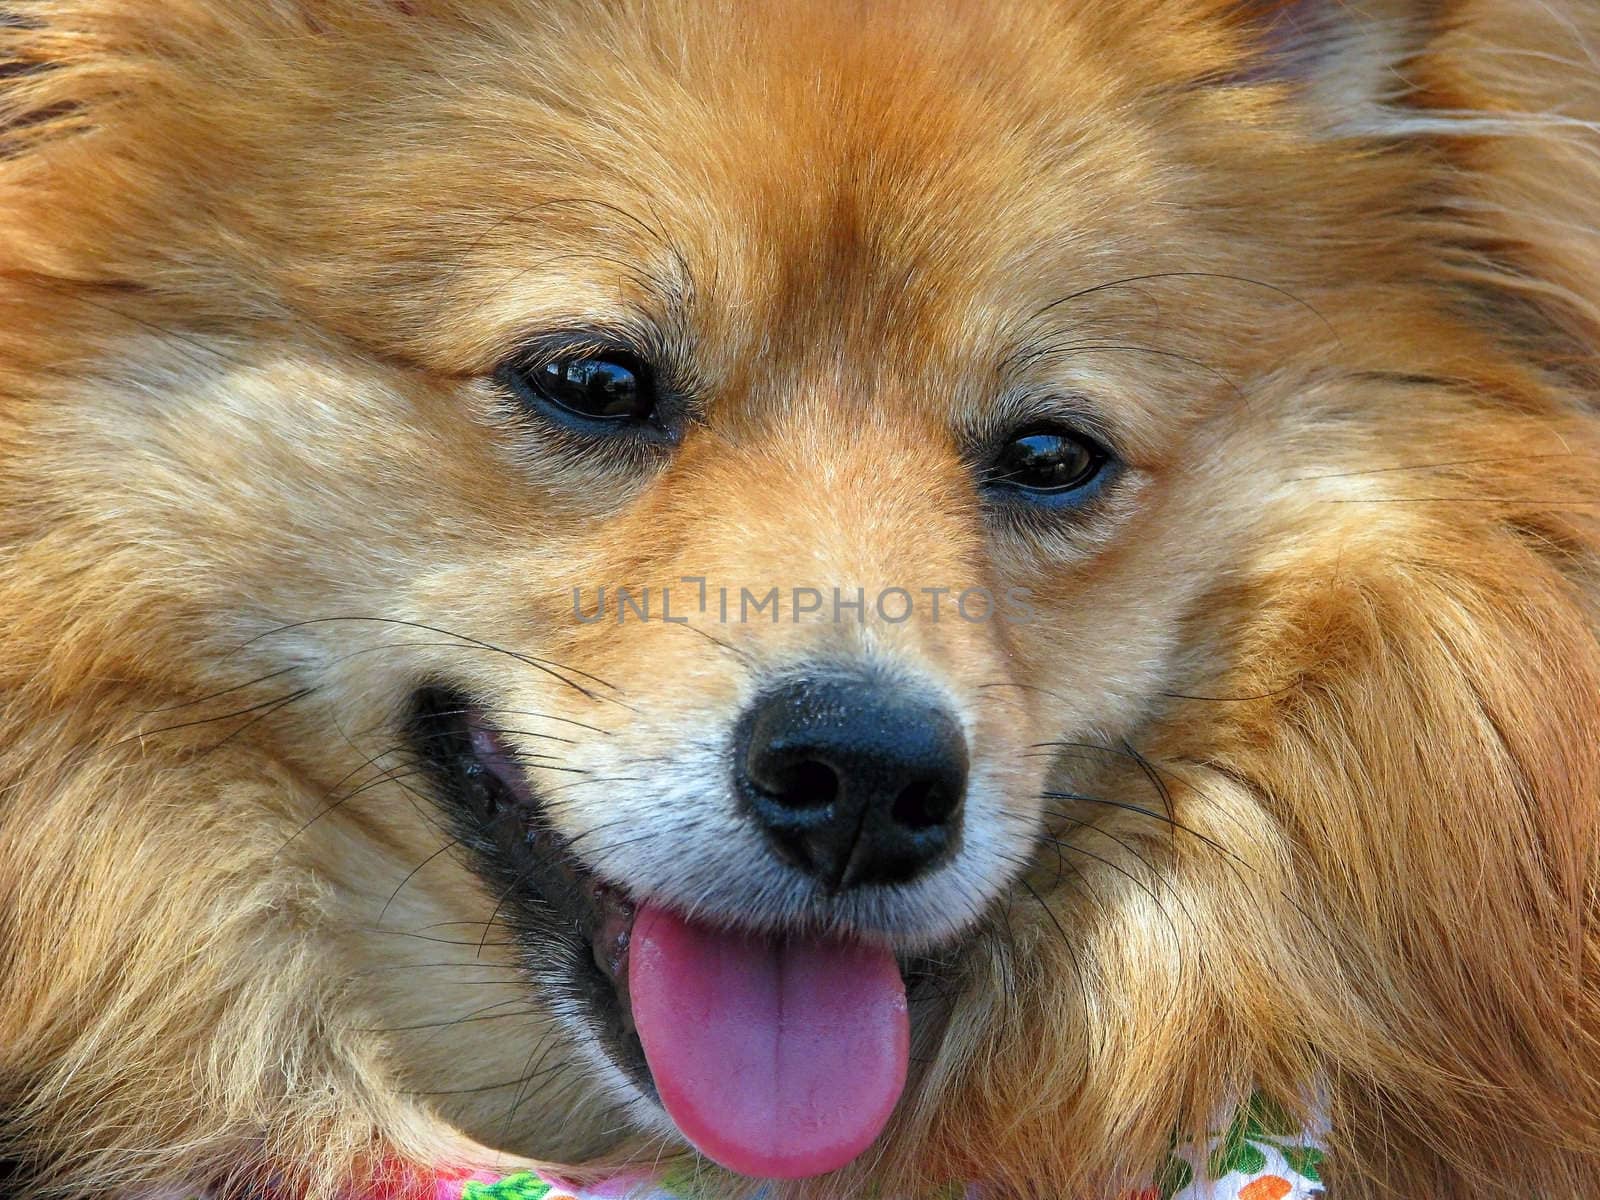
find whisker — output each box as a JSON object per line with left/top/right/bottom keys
{"left": 275, "top": 755, "right": 429, "bottom": 856}
{"left": 347, "top": 961, "right": 524, "bottom": 975}
{"left": 328, "top": 715, "right": 459, "bottom": 847}
{"left": 196, "top": 687, "right": 318, "bottom": 755}
{"left": 1041, "top": 791, "right": 1231, "bottom": 860}
{"left": 1121, "top": 738, "right": 1177, "bottom": 821}
{"left": 534, "top": 774, "right": 645, "bottom": 802}
{"left": 670, "top": 620, "right": 757, "bottom": 669}
{"left": 479, "top": 707, "right": 616, "bottom": 736}
{"left": 376, "top": 836, "right": 467, "bottom": 928}
{"left": 978, "top": 679, "right": 1071, "bottom": 704}
{"left": 233, "top": 616, "right": 629, "bottom": 707}
{"left": 1017, "top": 342, "right": 1249, "bottom": 405}
{"left": 122, "top": 687, "right": 315, "bottom": 744}
{"left": 501, "top": 1037, "right": 564, "bottom": 1144}
{"left": 1289, "top": 451, "right": 1577, "bottom": 482}
{"left": 1159, "top": 682, "right": 1301, "bottom": 702}
{"left": 1039, "top": 831, "right": 1196, "bottom": 931}
{"left": 476, "top": 858, "right": 555, "bottom": 956}
{"left": 364, "top": 927, "right": 518, "bottom": 949}
{"left": 354, "top": 998, "right": 538, "bottom": 1034}
{"left": 407, "top": 1074, "right": 555, "bottom": 1097}
{"left": 1329, "top": 496, "right": 1600, "bottom": 506}
{"left": 578, "top": 830, "right": 670, "bottom": 870}
{"left": 137, "top": 665, "right": 305, "bottom": 714}
{"left": 404, "top": 724, "right": 573, "bottom": 760}
{"left": 1014, "top": 875, "right": 1093, "bottom": 1023}
{"left": 1025, "top": 270, "right": 1339, "bottom": 343}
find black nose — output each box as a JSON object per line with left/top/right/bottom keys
{"left": 735, "top": 674, "right": 968, "bottom": 890}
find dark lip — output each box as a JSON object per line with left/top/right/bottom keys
{"left": 407, "top": 684, "right": 963, "bottom": 1119}
{"left": 408, "top": 685, "right": 655, "bottom": 1096}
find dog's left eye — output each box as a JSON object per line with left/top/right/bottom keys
{"left": 496, "top": 349, "right": 659, "bottom": 429}
{"left": 984, "top": 425, "right": 1112, "bottom": 504}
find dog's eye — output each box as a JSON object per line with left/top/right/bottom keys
{"left": 497, "top": 350, "right": 658, "bottom": 428}
{"left": 984, "top": 426, "right": 1111, "bottom": 503}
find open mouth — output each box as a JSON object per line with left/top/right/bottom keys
{"left": 409, "top": 686, "right": 927, "bottom": 1180}
{"left": 409, "top": 688, "right": 648, "bottom": 1080}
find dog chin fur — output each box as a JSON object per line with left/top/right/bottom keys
{"left": 3, "top": 1, "right": 1600, "bottom": 1197}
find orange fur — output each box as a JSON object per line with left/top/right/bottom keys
{"left": 2, "top": 1, "right": 1599, "bottom": 1197}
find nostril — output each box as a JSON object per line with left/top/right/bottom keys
{"left": 890, "top": 779, "right": 956, "bottom": 830}
{"left": 767, "top": 759, "right": 840, "bottom": 811}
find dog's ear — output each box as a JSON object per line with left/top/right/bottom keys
{"left": 1224, "top": 0, "right": 1450, "bottom": 128}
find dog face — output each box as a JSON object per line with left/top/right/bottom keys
{"left": 4, "top": 1, "right": 1600, "bottom": 1196}
{"left": 111, "top": 0, "right": 1232, "bottom": 1163}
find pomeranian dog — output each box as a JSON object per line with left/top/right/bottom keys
{"left": 3, "top": 0, "right": 1600, "bottom": 1197}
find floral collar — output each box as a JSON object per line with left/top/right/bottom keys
{"left": 378, "top": 1095, "right": 1327, "bottom": 1200}
{"left": 150, "top": 1095, "right": 1323, "bottom": 1200}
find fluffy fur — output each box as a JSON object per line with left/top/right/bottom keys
{"left": 2, "top": 1, "right": 1600, "bottom": 1197}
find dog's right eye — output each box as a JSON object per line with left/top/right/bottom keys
{"left": 496, "top": 349, "right": 661, "bottom": 431}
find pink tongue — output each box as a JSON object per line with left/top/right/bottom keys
{"left": 627, "top": 903, "right": 909, "bottom": 1180}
